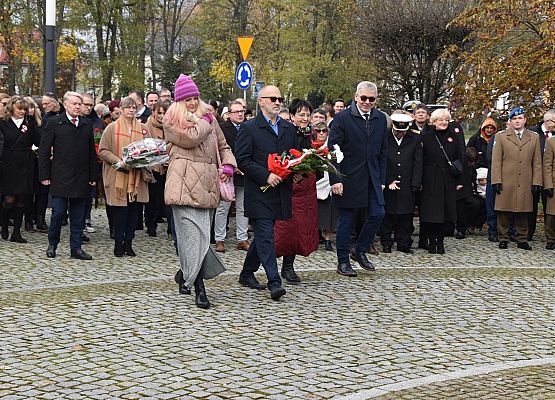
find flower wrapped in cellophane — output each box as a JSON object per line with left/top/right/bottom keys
{"left": 113, "top": 138, "right": 169, "bottom": 169}
{"left": 260, "top": 141, "right": 344, "bottom": 192}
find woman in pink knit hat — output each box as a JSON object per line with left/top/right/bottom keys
{"left": 163, "top": 74, "right": 237, "bottom": 309}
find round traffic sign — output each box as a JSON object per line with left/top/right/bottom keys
{"left": 236, "top": 62, "right": 253, "bottom": 91}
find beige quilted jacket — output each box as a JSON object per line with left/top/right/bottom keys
{"left": 163, "top": 117, "right": 236, "bottom": 208}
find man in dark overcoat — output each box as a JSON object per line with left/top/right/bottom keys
{"left": 492, "top": 107, "right": 542, "bottom": 250}
{"left": 328, "top": 81, "right": 388, "bottom": 276}
{"left": 38, "top": 91, "right": 98, "bottom": 260}
{"left": 235, "top": 85, "right": 299, "bottom": 301}
{"left": 381, "top": 112, "right": 422, "bottom": 253}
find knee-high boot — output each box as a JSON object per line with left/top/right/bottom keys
{"left": 10, "top": 207, "right": 27, "bottom": 243}
{"left": 281, "top": 254, "right": 300, "bottom": 284}
{"left": 193, "top": 274, "right": 210, "bottom": 309}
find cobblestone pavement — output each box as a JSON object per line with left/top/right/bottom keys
{"left": 1, "top": 209, "right": 554, "bottom": 399}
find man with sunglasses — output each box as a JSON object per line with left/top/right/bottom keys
{"left": 235, "top": 85, "right": 299, "bottom": 301}
{"left": 328, "top": 81, "right": 388, "bottom": 276}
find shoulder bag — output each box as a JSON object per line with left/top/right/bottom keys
{"left": 435, "top": 134, "right": 463, "bottom": 176}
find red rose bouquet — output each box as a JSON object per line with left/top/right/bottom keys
{"left": 260, "top": 142, "right": 344, "bottom": 192}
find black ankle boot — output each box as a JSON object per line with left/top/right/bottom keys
{"left": 428, "top": 237, "right": 437, "bottom": 254}
{"left": 10, "top": 229, "right": 27, "bottom": 243}
{"left": 324, "top": 240, "right": 333, "bottom": 251}
{"left": 436, "top": 238, "right": 445, "bottom": 254}
{"left": 124, "top": 240, "right": 136, "bottom": 256}
{"left": 193, "top": 275, "right": 210, "bottom": 309}
{"left": 281, "top": 254, "right": 300, "bottom": 284}
{"left": 174, "top": 270, "right": 191, "bottom": 295}
{"left": 114, "top": 241, "right": 124, "bottom": 257}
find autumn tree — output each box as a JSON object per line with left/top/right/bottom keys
{"left": 449, "top": 0, "right": 555, "bottom": 120}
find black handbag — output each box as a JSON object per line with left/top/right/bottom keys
{"left": 435, "top": 135, "right": 462, "bottom": 176}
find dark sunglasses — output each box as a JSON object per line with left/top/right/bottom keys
{"left": 359, "top": 95, "right": 377, "bottom": 103}
{"left": 314, "top": 128, "right": 328, "bottom": 133}
{"left": 260, "top": 96, "right": 285, "bottom": 103}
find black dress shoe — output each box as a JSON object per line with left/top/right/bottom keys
{"left": 36, "top": 221, "right": 49, "bottom": 233}
{"left": 499, "top": 241, "right": 508, "bottom": 249}
{"left": 174, "top": 270, "right": 191, "bottom": 295}
{"left": 488, "top": 234, "right": 499, "bottom": 242}
{"left": 10, "top": 231, "right": 27, "bottom": 243}
{"left": 81, "top": 233, "right": 90, "bottom": 243}
{"left": 455, "top": 231, "right": 465, "bottom": 239}
{"left": 368, "top": 245, "right": 379, "bottom": 255}
{"left": 397, "top": 247, "right": 414, "bottom": 254}
{"left": 46, "top": 245, "right": 56, "bottom": 258}
{"left": 382, "top": 245, "right": 392, "bottom": 253}
{"left": 238, "top": 274, "right": 266, "bottom": 290}
{"left": 546, "top": 242, "right": 555, "bottom": 250}
{"left": 517, "top": 242, "right": 532, "bottom": 250}
{"left": 324, "top": 240, "right": 333, "bottom": 251}
{"left": 147, "top": 229, "right": 157, "bottom": 237}
{"left": 350, "top": 251, "right": 375, "bottom": 271}
{"left": 70, "top": 249, "right": 93, "bottom": 260}
{"left": 337, "top": 262, "right": 357, "bottom": 277}
{"left": 270, "top": 286, "right": 286, "bottom": 300}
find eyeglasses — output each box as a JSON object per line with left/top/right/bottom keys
{"left": 359, "top": 95, "right": 377, "bottom": 103}
{"left": 260, "top": 96, "right": 284, "bottom": 103}
{"left": 314, "top": 128, "right": 328, "bottom": 133}
{"left": 229, "top": 110, "right": 246, "bottom": 114}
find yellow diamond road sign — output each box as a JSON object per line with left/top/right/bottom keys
{"left": 237, "top": 36, "right": 254, "bottom": 61}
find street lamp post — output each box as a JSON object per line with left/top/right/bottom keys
{"left": 45, "top": 0, "right": 56, "bottom": 93}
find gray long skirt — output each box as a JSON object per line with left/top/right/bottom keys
{"left": 172, "top": 205, "right": 226, "bottom": 289}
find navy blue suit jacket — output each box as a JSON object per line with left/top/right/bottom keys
{"left": 328, "top": 103, "right": 388, "bottom": 211}
{"left": 235, "top": 112, "right": 298, "bottom": 220}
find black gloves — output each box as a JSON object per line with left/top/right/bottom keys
{"left": 411, "top": 186, "right": 420, "bottom": 193}
{"left": 546, "top": 188, "right": 554, "bottom": 198}
{"left": 492, "top": 183, "right": 502, "bottom": 194}
{"left": 532, "top": 185, "right": 542, "bottom": 193}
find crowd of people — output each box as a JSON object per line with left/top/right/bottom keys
{"left": 1, "top": 76, "right": 554, "bottom": 309}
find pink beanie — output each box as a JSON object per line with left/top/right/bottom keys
{"left": 174, "top": 74, "right": 200, "bottom": 102}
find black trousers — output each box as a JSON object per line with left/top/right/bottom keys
{"left": 528, "top": 190, "right": 547, "bottom": 239}
{"left": 381, "top": 213, "right": 413, "bottom": 249}
{"left": 145, "top": 172, "right": 165, "bottom": 231}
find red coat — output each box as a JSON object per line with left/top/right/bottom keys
{"left": 274, "top": 174, "right": 319, "bottom": 257}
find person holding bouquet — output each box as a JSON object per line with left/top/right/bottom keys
{"left": 163, "top": 74, "right": 236, "bottom": 309}
{"left": 98, "top": 96, "right": 151, "bottom": 257}
{"left": 273, "top": 99, "right": 319, "bottom": 284}
{"left": 235, "top": 85, "right": 299, "bottom": 301}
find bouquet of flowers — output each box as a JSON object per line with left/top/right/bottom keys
{"left": 260, "top": 141, "right": 344, "bottom": 192}
{"left": 94, "top": 128, "right": 103, "bottom": 163}
{"left": 113, "top": 138, "right": 169, "bottom": 169}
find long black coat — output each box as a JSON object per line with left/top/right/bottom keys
{"left": 419, "top": 125, "right": 465, "bottom": 223}
{"left": 0, "top": 118, "right": 40, "bottom": 195}
{"left": 220, "top": 119, "right": 244, "bottom": 186}
{"left": 328, "top": 104, "right": 388, "bottom": 211}
{"left": 383, "top": 130, "right": 422, "bottom": 215}
{"left": 235, "top": 112, "right": 298, "bottom": 220}
{"left": 38, "top": 114, "right": 98, "bottom": 198}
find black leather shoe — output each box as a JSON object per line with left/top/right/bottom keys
{"left": 238, "top": 274, "right": 266, "bottom": 290}
{"left": 436, "top": 242, "right": 445, "bottom": 254}
{"left": 10, "top": 231, "right": 27, "bottom": 243}
{"left": 124, "top": 241, "right": 136, "bottom": 257}
{"left": 350, "top": 251, "right": 375, "bottom": 271}
{"left": 382, "top": 245, "right": 392, "bottom": 253}
{"left": 546, "top": 243, "right": 555, "bottom": 250}
{"left": 195, "top": 290, "right": 210, "bottom": 309}
{"left": 517, "top": 242, "right": 532, "bottom": 250}
{"left": 174, "top": 270, "right": 191, "bottom": 295}
{"left": 455, "top": 231, "right": 465, "bottom": 239}
{"left": 147, "top": 228, "right": 157, "bottom": 237}
{"left": 397, "top": 247, "right": 414, "bottom": 254}
{"left": 270, "top": 286, "right": 286, "bottom": 300}
{"left": 488, "top": 234, "right": 499, "bottom": 242}
{"left": 46, "top": 245, "right": 56, "bottom": 258}
{"left": 70, "top": 249, "right": 93, "bottom": 260}
{"left": 36, "top": 221, "right": 49, "bottom": 233}
{"left": 114, "top": 241, "right": 124, "bottom": 257}
{"left": 337, "top": 262, "right": 357, "bottom": 277}
{"left": 324, "top": 240, "right": 333, "bottom": 251}
{"left": 499, "top": 241, "right": 508, "bottom": 249}
{"left": 81, "top": 233, "right": 90, "bottom": 243}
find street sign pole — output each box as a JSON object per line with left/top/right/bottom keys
{"left": 45, "top": 0, "right": 56, "bottom": 93}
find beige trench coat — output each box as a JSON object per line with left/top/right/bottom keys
{"left": 543, "top": 137, "right": 555, "bottom": 216}
{"left": 163, "top": 117, "right": 236, "bottom": 208}
{"left": 492, "top": 127, "right": 542, "bottom": 212}
{"left": 98, "top": 121, "right": 151, "bottom": 207}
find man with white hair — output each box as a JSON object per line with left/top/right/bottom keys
{"left": 39, "top": 91, "right": 98, "bottom": 260}
{"left": 328, "top": 81, "right": 388, "bottom": 276}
